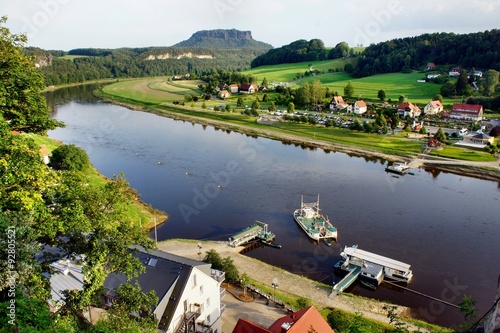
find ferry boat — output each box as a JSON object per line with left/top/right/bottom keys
{"left": 385, "top": 162, "right": 410, "bottom": 175}
{"left": 341, "top": 245, "right": 413, "bottom": 284}
{"left": 293, "top": 195, "right": 338, "bottom": 242}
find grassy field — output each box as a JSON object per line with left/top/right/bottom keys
{"left": 243, "top": 58, "right": 357, "bottom": 83}
{"left": 430, "top": 146, "right": 497, "bottom": 161}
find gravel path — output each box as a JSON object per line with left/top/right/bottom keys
{"left": 157, "top": 239, "right": 427, "bottom": 331}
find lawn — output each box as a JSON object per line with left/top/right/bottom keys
{"left": 242, "top": 58, "right": 356, "bottom": 83}
{"left": 430, "top": 146, "right": 497, "bottom": 161}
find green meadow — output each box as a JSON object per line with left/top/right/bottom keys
{"left": 243, "top": 58, "right": 356, "bottom": 83}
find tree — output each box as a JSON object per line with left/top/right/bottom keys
{"left": 419, "top": 126, "right": 428, "bottom": 135}
{"left": 435, "top": 127, "right": 447, "bottom": 142}
{"left": 0, "top": 17, "right": 63, "bottom": 134}
{"left": 268, "top": 101, "right": 276, "bottom": 112}
{"left": 456, "top": 69, "right": 471, "bottom": 96}
{"left": 251, "top": 99, "right": 260, "bottom": 111}
{"left": 377, "top": 89, "right": 386, "bottom": 101}
{"left": 329, "top": 41, "right": 350, "bottom": 59}
{"left": 225, "top": 104, "right": 231, "bottom": 112}
{"left": 221, "top": 257, "right": 239, "bottom": 284}
{"left": 240, "top": 272, "right": 250, "bottom": 296}
{"left": 203, "top": 249, "right": 223, "bottom": 270}
{"left": 398, "top": 95, "right": 406, "bottom": 103}
{"left": 489, "top": 125, "right": 500, "bottom": 137}
{"left": 261, "top": 77, "right": 268, "bottom": 88}
{"left": 441, "top": 81, "right": 457, "bottom": 97}
{"left": 287, "top": 102, "right": 295, "bottom": 113}
{"left": 458, "top": 294, "right": 477, "bottom": 322}
{"left": 344, "top": 81, "right": 354, "bottom": 99}
{"left": 310, "top": 80, "right": 325, "bottom": 105}
{"left": 262, "top": 93, "right": 269, "bottom": 102}
{"left": 236, "top": 96, "right": 244, "bottom": 107}
{"left": 483, "top": 69, "right": 499, "bottom": 96}
{"left": 50, "top": 144, "right": 91, "bottom": 172}
{"left": 201, "top": 102, "right": 207, "bottom": 109}
{"left": 433, "top": 94, "right": 444, "bottom": 103}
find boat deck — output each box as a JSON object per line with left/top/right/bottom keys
{"left": 228, "top": 221, "right": 277, "bottom": 247}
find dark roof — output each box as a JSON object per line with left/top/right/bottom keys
{"left": 104, "top": 246, "right": 210, "bottom": 329}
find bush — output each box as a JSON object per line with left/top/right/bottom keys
{"left": 50, "top": 144, "right": 90, "bottom": 172}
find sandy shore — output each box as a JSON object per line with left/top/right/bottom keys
{"left": 157, "top": 239, "right": 433, "bottom": 331}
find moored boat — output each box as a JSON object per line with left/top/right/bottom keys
{"left": 293, "top": 194, "right": 338, "bottom": 242}
{"left": 385, "top": 162, "right": 410, "bottom": 175}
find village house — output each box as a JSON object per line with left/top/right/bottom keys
{"left": 424, "top": 100, "right": 444, "bottom": 115}
{"left": 425, "top": 62, "right": 436, "bottom": 71}
{"left": 239, "top": 83, "right": 258, "bottom": 94}
{"left": 397, "top": 102, "right": 421, "bottom": 118}
{"left": 103, "top": 247, "right": 226, "bottom": 333}
{"left": 232, "top": 306, "right": 334, "bottom": 333}
{"left": 449, "top": 103, "right": 484, "bottom": 121}
{"left": 353, "top": 100, "right": 367, "bottom": 115}
{"left": 229, "top": 84, "right": 239, "bottom": 94}
{"left": 329, "top": 96, "right": 349, "bottom": 111}
{"left": 219, "top": 90, "right": 231, "bottom": 99}
{"left": 449, "top": 67, "right": 461, "bottom": 77}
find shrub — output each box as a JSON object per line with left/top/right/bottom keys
{"left": 50, "top": 144, "right": 90, "bottom": 172}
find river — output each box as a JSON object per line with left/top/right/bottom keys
{"left": 46, "top": 85, "right": 500, "bottom": 327}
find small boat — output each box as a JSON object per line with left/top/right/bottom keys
{"left": 260, "top": 239, "right": 282, "bottom": 249}
{"left": 324, "top": 238, "right": 333, "bottom": 247}
{"left": 385, "top": 162, "right": 410, "bottom": 175}
{"left": 293, "top": 194, "right": 338, "bottom": 242}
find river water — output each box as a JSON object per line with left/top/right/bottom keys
{"left": 46, "top": 85, "right": 500, "bottom": 327}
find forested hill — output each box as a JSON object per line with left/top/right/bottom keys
{"left": 174, "top": 29, "right": 272, "bottom": 49}
{"left": 250, "top": 39, "right": 330, "bottom": 67}
{"left": 353, "top": 30, "right": 500, "bottom": 77}
{"left": 26, "top": 29, "right": 272, "bottom": 86}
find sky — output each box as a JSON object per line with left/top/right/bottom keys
{"left": 3, "top": 0, "right": 500, "bottom": 50}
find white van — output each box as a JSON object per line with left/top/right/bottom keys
{"left": 458, "top": 128, "right": 468, "bottom": 136}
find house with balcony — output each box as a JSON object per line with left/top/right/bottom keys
{"left": 397, "top": 102, "right": 421, "bottom": 118}
{"left": 103, "top": 247, "right": 226, "bottom": 333}
{"left": 329, "top": 96, "right": 349, "bottom": 111}
{"left": 449, "top": 103, "right": 484, "bottom": 121}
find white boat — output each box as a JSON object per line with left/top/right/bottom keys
{"left": 385, "top": 162, "right": 410, "bottom": 175}
{"left": 341, "top": 245, "right": 413, "bottom": 284}
{"left": 293, "top": 195, "right": 338, "bottom": 242}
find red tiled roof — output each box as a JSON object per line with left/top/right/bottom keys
{"left": 429, "top": 100, "right": 443, "bottom": 108}
{"left": 268, "top": 306, "right": 335, "bottom": 333}
{"left": 355, "top": 100, "right": 367, "bottom": 108}
{"left": 451, "top": 103, "right": 483, "bottom": 115}
{"left": 233, "top": 319, "right": 272, "bottom": 333}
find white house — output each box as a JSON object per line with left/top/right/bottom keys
{"left": 353, "top": 100, "right": 367, "bottom": 115}
{"left": 229, "top": 84, "right": 239, "bottom": 94}
{"left": 424, "top": 100, "right": 444, "bottom": 115}
{"left": 219, "top": 90, "right": 230, "bottom": 99}
{"left": 104, "top": 247, "right": 226, "bottom": 333}
{"left": 397, "top": 102, "right": 421, "bottom": 118}
{"left": 239, "top": 83, "right": 258, "bottom": 94}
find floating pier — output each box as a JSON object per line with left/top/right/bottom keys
{"left": 330, "top": 265, "right": 361, "bottom": 296}
{"left": 228, "top": 221, "right": 279, "bottom": 248}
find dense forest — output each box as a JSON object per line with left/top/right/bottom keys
{"left": 251, "top": 39, "right": 329, "bottom": 67}
{"left": 352, "top": 30, "right": 500, "bottom": 77}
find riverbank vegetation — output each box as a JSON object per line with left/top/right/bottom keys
{"left": 0, "top": 19, "right": 165, "bottom": 332}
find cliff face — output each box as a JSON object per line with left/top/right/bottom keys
{"left": 173, "top": 29, "right": 272, "bottom": 49}
{"left": 483, "top": 275, "right": 500, "bottom": 333}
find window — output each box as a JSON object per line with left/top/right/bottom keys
{"left": 207, "top": 314, "right": 211, "bottom": 323}
{"left": 206, "top": 297, "right": 210, "bottom": 307}
{"left": 199, "top": 285, "right": 203, "bottom": 295}
{"left": 192, "top": 274, "right": 197, "bottom": 288}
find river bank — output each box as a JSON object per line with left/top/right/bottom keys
{"left": 157, "top": 239, "right": 449, "bottom": 332}
{"left": 96, "top": 91, "right": 500, "bottom": 182}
